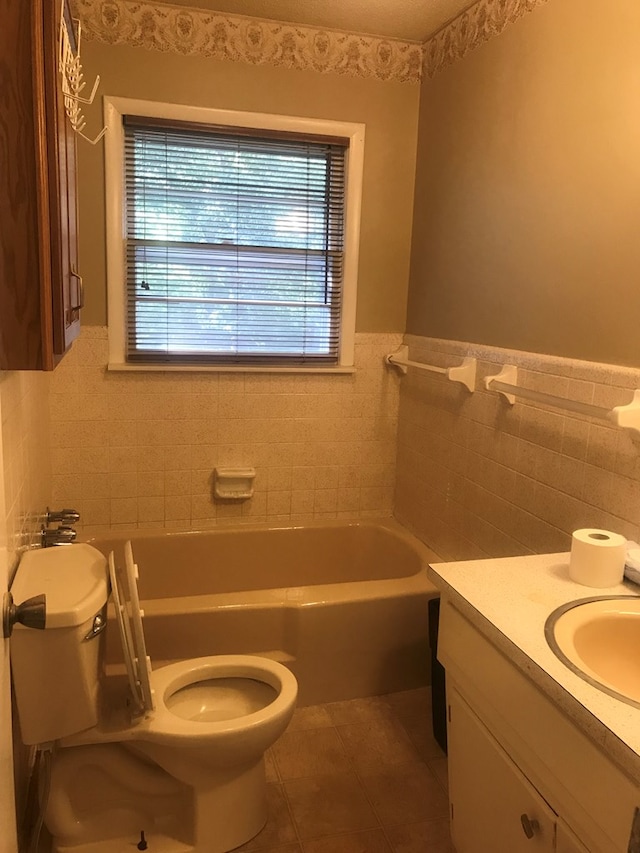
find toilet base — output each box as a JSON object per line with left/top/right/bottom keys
{"left": 133, "top": 740, "right": 270, "bottom": 852}
{"left": 54, "top": 833, "right": 194, "bottom": 853}
{"left": 46, "top": 745, "right": 269, "bottom": 853}
{"left": 46, "top": 744, "right": 192, "bottom": 852}
{"left": 191, "top": 758, "right": 268, "bottom": 852}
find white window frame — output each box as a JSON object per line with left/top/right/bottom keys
{"left": 103, "top": 96, "right": 364, "bottom": 372}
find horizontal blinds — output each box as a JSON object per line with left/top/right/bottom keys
{"left": 123, "top": 118, "right": 347, "bottom": 365}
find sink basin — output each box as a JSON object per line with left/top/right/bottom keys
{"left": 545, "top": 596, "right": 640, "bottom": 707}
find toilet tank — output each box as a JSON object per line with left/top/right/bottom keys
{"left": 10, "top": 544, "right": 109, "bottom": 745}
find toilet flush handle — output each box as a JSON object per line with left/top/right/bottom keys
{"left": 84, "top": 610, "right": 107, "bottom": 641}
{"left": 2, "top": 591, "right": 46, "bottom": 638}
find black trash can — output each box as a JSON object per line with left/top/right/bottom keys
{"left": 428, "top": 596, "right": 447, "bottom": 754}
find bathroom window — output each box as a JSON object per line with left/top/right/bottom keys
{"left": 104, "top": 98, "right": 365, "bottom": 371}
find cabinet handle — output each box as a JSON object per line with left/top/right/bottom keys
{"left": 70, "top": 268, "right": 85, "bottom": 311}
{"left": 520, "top": 813, "right": 539, "bottom": 839}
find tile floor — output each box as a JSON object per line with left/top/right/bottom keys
{"left": 238, "top": 687, "right": 453, "bottom": 853}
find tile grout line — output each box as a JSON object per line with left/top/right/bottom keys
{"left": 332, "top": 720, "right": 386, "bottom": 827}
{"left": 268, "top": 746, "right": 305, "bottom": 853}
{"left": 331, "top": 702, "right": 435, "bottom": 852}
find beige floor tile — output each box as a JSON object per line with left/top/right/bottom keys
{"left": 284, "top": 772, "right": 379, "bottom": 840}
{"left": 427, "top": 757, "right": 449, "bottom": 793}
{"left": 287, "top": 705, "right": 335, "bottom": 731}
{"left": 383, "top": 688, "right": 432, "bottom": 719}
{"left": 358, "top": 764, "right": 449, "bottom": 826}
{"left": 336, "top": 719, "right": 422, "bottom": 774}
{"left": 237, "top": 783, "right": 298, "bottom": 851}
{"left": 273, "top": 728, "right": 352, "bottom": 780}
{"left": 251, "top": 847, "right": 302, "bottom": 853}
{"left": 248, "top": 844, "right": 302, "bottom": 853}
{"left": 265, "top": 748, "right": 280, "bottom": 782}
{"left": 325, "top": 696, "right": 396, "bottom": 726}
{"left": 385, "top": 820, "right": 454, "bottom": 853}
{"left": 396, "top": 715, "right": 446, "bottom": 762}
{"left": 302, "top": 829, "right": 392, "bottom": 853}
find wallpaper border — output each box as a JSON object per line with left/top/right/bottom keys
{"left": 72, "top": 0, "right": 549, "bottom": 84}
{"left": 71, "top": 0, "right": 423, "bottom": 84}
{"left": 423, "top": 0, "right": 549, "bottom": 79}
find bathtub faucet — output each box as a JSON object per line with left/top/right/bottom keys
{"left": 41, "top": 507, "right": 80, "bottom": 547}
{"left": 41, "top": 526, "right": 77, "bottom": 547}
{"left": 45, "top": 508, "right": 81, "bottom": 525}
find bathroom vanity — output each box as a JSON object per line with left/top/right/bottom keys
{"left": 428, "top": 553, "right": 640, "bottom": 853}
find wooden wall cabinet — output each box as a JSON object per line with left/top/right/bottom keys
{"left": 0, "top": 0, "right": 82, "bottom": 371}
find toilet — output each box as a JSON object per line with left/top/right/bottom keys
{"left": 10, "top": 542, "right": 297, "bottom": 853}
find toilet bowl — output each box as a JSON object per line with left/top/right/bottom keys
{"left": 10, "top": 541, "right": 297, "bottom": 853}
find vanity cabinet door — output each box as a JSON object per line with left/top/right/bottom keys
{"left": 448, "top": 687, "right": 556, "bottom": 852}
{"left": 556, "top": 821, "right": 591, "bottom": 853}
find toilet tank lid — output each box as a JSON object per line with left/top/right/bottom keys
{"left": 12, "top": 544, "right": 108, "bottom": 629}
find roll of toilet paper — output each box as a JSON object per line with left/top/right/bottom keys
{"left": 569, "top": 528, "right": 627, "bottom": 588}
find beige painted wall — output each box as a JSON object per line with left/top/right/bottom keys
{"left": 78, "top": 42, "right": 420, "bottom": 332}
{"left": 407, "top": 0, "right": 640, "bottom": 367}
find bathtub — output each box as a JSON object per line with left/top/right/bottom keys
{"left": 90, "top": 518, "right": 440, "bottom": 706}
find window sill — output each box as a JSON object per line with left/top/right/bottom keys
{"left": 107, "top": 362, "right": 356, "bottom": 375}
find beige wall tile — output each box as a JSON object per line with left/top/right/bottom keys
{"left": 110, "top": 497, "right": 138, "bottom": 525}
{"left": 1, "top": 371, "right": 52, "bottom": 559}
{"left": 268, "top": 491, "right": 292, "bottom": 517}
{"left": 395, "top": 336, "right": 640, "bottom": 558}
{"left": 82, "top": 499, "right": 111, "bottom": 527}
{"left": 291, "top": 491, "right": 315, "bottom": 515}
{"left": 50, "top": 330, "right": 402, "bottom": 532}
{"left": 81, "top": 473, "right": 111, "bottom": 499}
{"left": 138, "top": 497, "right": 165, "bottom": 523}
{"left": 137, "top": 472, "right": 165, "bottom": 497}
{"left": 48, "top": 330, "right": 640, "bottom": 554}
{"left": 109, "top": 472, "right": 137, "bottom": 498}
{"left": 165, "top": 496, "right": 191, "bottom": 522}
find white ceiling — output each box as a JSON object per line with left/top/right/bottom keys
{"left": 165, "top": 0, "right": 478, "bottom": 42}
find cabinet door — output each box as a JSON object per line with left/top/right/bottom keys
{"left": 556, "top": 821, "right": 591, "bottom": 853}
{"left": 448, "top": 687, "right": 556, "bottom": 853}
{"left": 0, "top": 0, "right": 80, "bottom": 370}
{"left": 43, "top": 0, "right": 81, "bottom": 359}
{"left": 0, "top": 0, "right": 48, "bottom": 369}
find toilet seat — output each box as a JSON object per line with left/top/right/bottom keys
{"left": 108, "top": 545, "right": 154, "bottom": 715}
{"left": 103, "top": 542, "right": 297, "bottom": 745}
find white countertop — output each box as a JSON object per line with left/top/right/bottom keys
{"left": 428, "top": 552, "right": 640, "bottom": 784}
